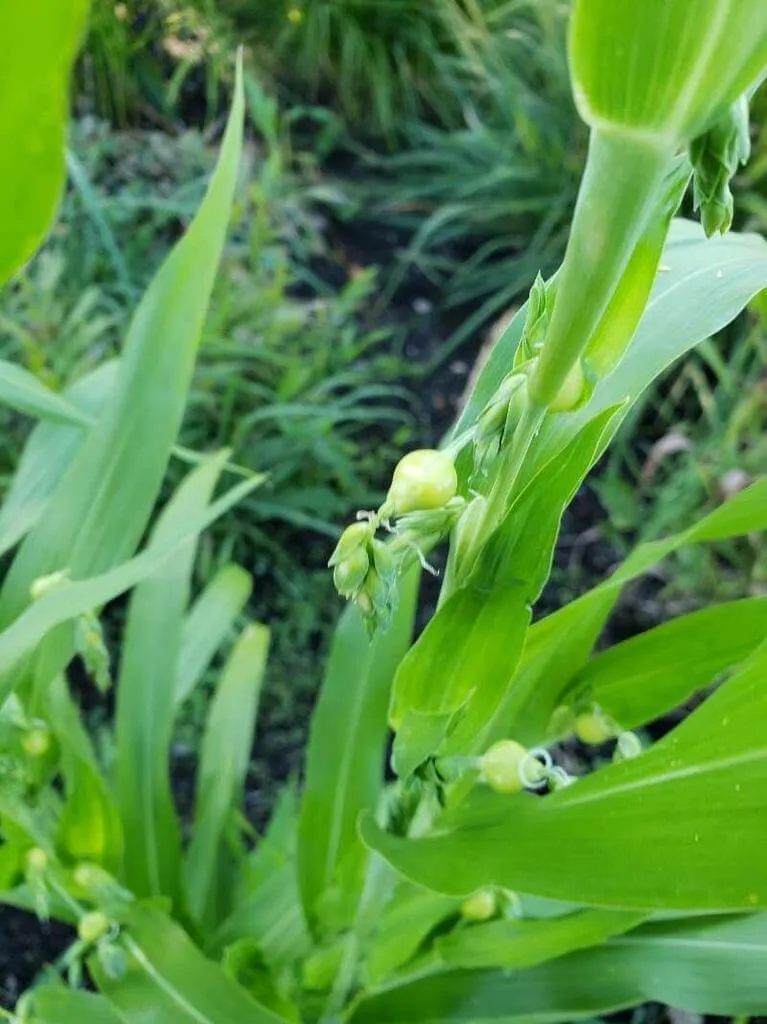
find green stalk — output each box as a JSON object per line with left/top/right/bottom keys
{"left": 529, "top": 129, "right": 671, "bottom": 406}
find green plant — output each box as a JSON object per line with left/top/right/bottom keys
{"left": 364, "top": 0, "right": 584, "bottom": 357}
{"left": 594, "top": 294, "right": 767, "bottom": 602}
{"left": 5, "top": 5, "right": 767, "bottom": 1024}
{"left": 245, "top": 0, "right": 481, "bottom": 140}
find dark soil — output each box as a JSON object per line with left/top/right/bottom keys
{"left": 0, "top": 910, "right": 73, "bottom": 1010}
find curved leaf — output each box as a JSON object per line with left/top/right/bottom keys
{"left": 93, "top": 905, "right": 284, "bottom": 1022}
{"left": 298, "top": 570, "right": 419, "bottom": 932}
{"left": 349, "top": 912, "right": 767, "bottom": 1022}
{"left": 568, "top": 597, "right": 767, "bottom": 729}
{"left": 30, "top": 984, "right": 124, "bottom": 1024}
{"left": 0, "top": 56, "right": 244, "bottom": 630}
{"left": 185, "top": 622, "right": 269, "bottom": 932}
{"left": 175, "top": 563, "right": 253, "bottom": 708}
{"left": 363, "top": 639, "right": 767, "bottom": 912}
{"left": 0, "top": 0, "right": 90, "bottom": 286}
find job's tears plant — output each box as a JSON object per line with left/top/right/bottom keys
{"left": 2, "top": 3, "right": 767, "bottom": 1022}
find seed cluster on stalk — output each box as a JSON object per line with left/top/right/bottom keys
{"left": 329, "top": 449, "right": 465, "bottom": 632}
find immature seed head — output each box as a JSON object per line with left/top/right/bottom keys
{"left": 575, "top": 709, "right": 615, "bottom": 745}
{"left": 332, "top": 546, "right": 370, "bottom": 597}
{"left": 24, "top": 847, "right": 48, "bottom": 874}
{"left": 460, "top": 888, "right": 497, "bottom": 921}
{"left": 384, "top": 449, "right": 458, "bottom": 517}
{"left": 22, "top": 728, "right": 51, "bottom": 758}
{"left": 78, "top": 910, "right": 111, "bottom": 946}
{"left": 481, "top": 739, "right": 530, "bottom": 795}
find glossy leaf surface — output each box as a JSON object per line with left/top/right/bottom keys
{"left": 0, "top": 1, "right": 89, "bottom": 286}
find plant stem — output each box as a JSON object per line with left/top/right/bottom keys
{"left": 529, "top": 128, "right": 671, "bottom": 406}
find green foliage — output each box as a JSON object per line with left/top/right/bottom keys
{"left": 0, "top": 0, "right": 90, "bottom": 289}
{"left": 2, "top": 5, "right": 767, "bottom": 1024}
{"left": 365, "top": 1, "right": 583, "bottom": 349}
{"left": 595, "top": 299, "right": 767, "bottom": 601}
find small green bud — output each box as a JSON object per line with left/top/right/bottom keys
{"left": 332, "top": 547, "right": 370, "bottom": 597}
{"left": 548, "top": 359, "right": 586, "bottom": 413}
{"left": 21, "top": 728, "right": 51, "bottom": 758}
{"left": 461, "top": 888, "right": 497, "bottom": 922}
{"left": 480, "top": 739, "right": 529, "bottom": 795}
{"left": 517, "top": 272, "right": 552, "bottom": 361}
{"left": 301, "top": 943, "right": 344, "bottom": 992}
{"left": 384, "top": 450, "right": 458, "bottom": 517}
{"left": 450, "top": 495, "right": 488, "bottom": 580}
{"left": 328, "top": 521, "right": 373, "bottom": 567}
{"left": 690, "top": 94, "right": 750, "bottom": 237}
{"left": 78, "top": 910, "right": 111, "bottom": 945}
{"left": 24, "top": 847, "right": 48, "bottom": 874}
{"left": 575, "top": 710, "right": 615, "bottom": 745}
{"left": 29, "top": 570, "right": 68, "bottom": 600}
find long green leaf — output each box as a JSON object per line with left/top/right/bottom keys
{"left": 568, "top": 597, "right": 767, "bottom": 730}
{"left": 486, "top": 476, "right": 767, "bottom": 747}
{"left": 175, "top": 563, "right": 253, "bottom": 708}
{"left": 454, "top": 222, "right": 767, "bottom": 491}
{"left": 363, "top": 639, "right": 767, "bottom": 911}
{"left": 210, "top": 862, "right": 312, "bottom": 968}
{"left": 349, "top": 912, "right": 767, "bottom": 1022}
{"left": 0, "top": 363, "right": 116, "bottom": 559}
{"left": 434, "top": 908, "right": 643, "bottom": 971}
{"left": 0, "top": 360, "right": 90, "bottom": 427}
{"left": 185, "top": 622, "right": 269, "bottom": 932}
{"left": 47, "top": 675, "right": 123, "bottom": 872}
{"left": 0, "top": 57, "right": 244, "bottom": 630}
{"left": 116, "top": 454, "right": 226, "bottom": 909}
{"left": 93, "top": 905, "right": 284, "bottom": 1023}
{"left": 30, "top": 984, "right": 125, "bottom": 1024}
{"left": 0, "top": 1, "right": 90, "bottom": 286}
{"left": 365, "top": 883, "right": 461, "bottom": 985}
{"left": 0, "top": 471, "right": 262, "bottom": 706}
{"left": 298, "top": 569, "right": 419, "bottom": 932}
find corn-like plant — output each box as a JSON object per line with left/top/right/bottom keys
{"left": 3, "top": 3, "right": 767, "bottom": 1023}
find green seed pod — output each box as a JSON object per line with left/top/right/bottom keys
{"left": 24, "top": 847, "right": 48, "bottom": 874}
{"left": 332, "top": 547, "right": 370, "bottom": 597}
{"left": 78, "top": 910, "right": 111, "bottom": 945}
{"left": 461, "top": 888, "right": 497, "bottom": 922}
{"left": 575, "top": 710, "right": 615, "bottom": 745}
{"left": 328, "top": 521, "right": 373, "bottom": 568}
{"left": 480, "top": 739, "right": 529, "bottom": 795}
{"left": 384, "top": 449, "right": 458, "bottom": 517}
{"left": 21, "top": 728, "right": 51, "bottom": 758}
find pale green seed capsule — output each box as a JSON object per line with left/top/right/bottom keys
{"left": 461, "top": 888, "right": 497, "bottom": 921}
{"left": 481, "top": 739, "right": 529, "bottom": 795}
{"left": 328, "top": 521, "right": 372, "bottom": 567}
{"left": 78, "top": 910, "right": 111, "bottom": 945}
{"left": 385, "top": 450, "right": 458, "bottom": 516}
{"left": 25, "top": 847, "right": 48, "bottom": 874}
{"left": 22, "top": 728, "right": 51, "bottom": 758}
{"left": 332, "top": 547, "right": 370, "bottom": 597}
{"left": 575, "top": 710, "right": 615, "bottom": 745}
